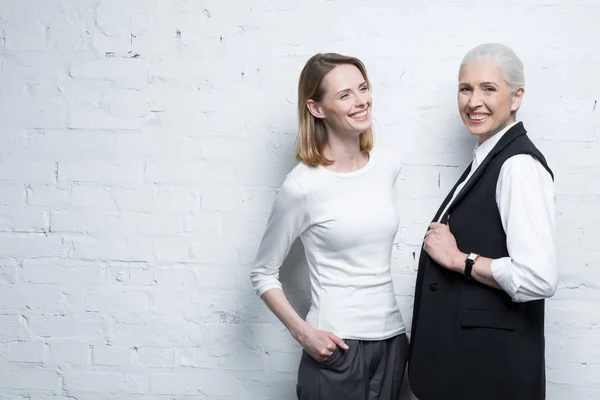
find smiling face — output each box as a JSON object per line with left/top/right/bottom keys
{"left": 307, "top": 63, "right": 372, "bottom": 138}
{"left": 458, "top": 60, "right": 524, "bottom": 144}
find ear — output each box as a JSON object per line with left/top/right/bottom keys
{"left": 306, "top": 99, "right": 326, "bottom": 119}
{"left": 510, "top": 87, "right": 525, "bottom": 112}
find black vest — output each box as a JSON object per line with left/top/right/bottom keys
{"left": 408, "top": 123, "right": 554, "bottom": 400}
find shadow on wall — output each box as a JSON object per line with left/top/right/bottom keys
{"left": 223, "top": 240, "right": 311, "bottom": 398}
{"left": 280, "top": 239, "right": 311, "bottom": 317}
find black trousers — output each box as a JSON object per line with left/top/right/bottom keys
{"left": 296, "top": 333, "right": 408, "bottom": 400}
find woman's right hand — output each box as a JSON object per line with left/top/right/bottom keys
{"left": 294, "top": 323, "right": 349, "bottom": 362}
{"left": 258, "top": 289, "right": 349, "bottom": 362}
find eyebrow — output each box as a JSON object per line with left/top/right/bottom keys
{"left": 336, "top": 81, "right": 368, "bottom": 96}
{"left": 458, "top": 81, "right": 500, "bottom": 87}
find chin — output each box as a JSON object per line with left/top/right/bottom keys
{"left": 346, "top": 124, "right": 370, "bottom": 136}
{"left": 359, "top": 122, "right": 372, "bottom": 132}
{"left": 357, "top": 118, "right": 372, "bottom": 130}
{"left": 467, "top": 126, "right": 489, "bottom": 136}
{"left": 463, "top": 120, "right": 491, "bottom": 136}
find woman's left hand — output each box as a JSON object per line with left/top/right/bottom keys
{"left": 423, "top": 222, "right": 465, "bottom": 271}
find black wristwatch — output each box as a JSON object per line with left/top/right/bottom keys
{"left": 465, "top": 253, "right": 480, "bottom": 279}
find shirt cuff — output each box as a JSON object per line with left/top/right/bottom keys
{"left": 490, "top": 257, "right": 521, "bottom": 302}
{"left": 255, "top": 282, "right": 283, "bottom": 298}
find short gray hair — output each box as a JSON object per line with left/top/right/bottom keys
{"left": 459, "top": 43, "right": 524, "bottom": 92}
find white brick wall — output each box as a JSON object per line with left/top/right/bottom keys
{"left": 0, "top": 0, "right": 598, "bottom": 399}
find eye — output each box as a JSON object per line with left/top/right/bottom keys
{"left": 340, "top": 93, "right": 349, "bottom": 99}
{"left": 459, "top": 87, "right": 471, "bottom": 93}
{"left": 484, "top": 87, "right": 496, "bottom": 92}
{"left": 360, "top": 86, "right": 368, "bottom": 92}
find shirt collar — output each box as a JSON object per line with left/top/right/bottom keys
{"left": 473, "top": 121, "right": 520, "bottom": 170}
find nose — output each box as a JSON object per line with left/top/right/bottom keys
{"left": 468, "top": 89, "right": 483, "bottom": 108}
{"left": 355, "top": 91, "right": 369, "bottom": 108}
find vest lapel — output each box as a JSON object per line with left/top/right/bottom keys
{"left": 444, "top": 122, "right": 527, "bottom": 216}
{"left": 432, "top": 164, "right": 472, "bottom": 223}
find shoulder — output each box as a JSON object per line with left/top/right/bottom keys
{"left": 502, "top": 154, "right": 550, "bottom": 178}
{"left": 285, "top": 161, "right": 333, "bottom": 193}
{"left": 280, "top": 161, "right": 326, "bottom": 197}
{"left": 499, "top": 155, "right": 554, "bottom": 190}
{"left": 279, "top": 167, "right": 308, "bottom": 201}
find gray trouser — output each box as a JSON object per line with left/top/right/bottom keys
{"left": 296, "top": 333, "right": 408, "bottom": 400}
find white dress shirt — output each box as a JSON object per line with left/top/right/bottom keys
{"left": 438, "top": 121, "right": 558, "bottom": 302}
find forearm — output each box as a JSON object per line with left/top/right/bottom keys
{"left": 449, "top": 251, "right": 557, "bottom": 300}
{"left": 449, "top": 252, "right": 502, "bottom": 290}
{"left": 469, "top": 256, "right": 502, "bottom": 290}
{"left": 260, "top": 288, "right": 309, "bottom": 341}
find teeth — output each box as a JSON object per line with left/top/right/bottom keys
{"left": 351, "top": 110, "right": 368, "bottom": 119}
{"left": 470, "top": 114, "right": 489, "bottom": 120}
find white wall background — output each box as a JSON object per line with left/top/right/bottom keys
{"left": 0, "top": 0, "right": 599, "bottom": 399}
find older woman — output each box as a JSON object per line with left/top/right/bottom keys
{"left": 250, "top": 53, "right": 408, "bottom": 400}
{"left": 408, "top": 43, "right": 558, "bottom": 400}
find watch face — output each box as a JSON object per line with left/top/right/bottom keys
{"left": 467, "top": 253, "right": 478, "bottom": 261}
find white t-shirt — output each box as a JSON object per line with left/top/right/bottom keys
{"left": 250, "top": 148, "right": 406, "bottom": 340}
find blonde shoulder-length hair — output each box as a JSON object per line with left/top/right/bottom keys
{"left": 295, "top": 53, "right": 374, "bottom": 167}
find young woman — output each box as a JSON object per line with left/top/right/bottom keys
{"left": 250, "top": 53, "right": 408, "bottom": 400}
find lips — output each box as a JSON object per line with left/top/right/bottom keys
{"left": 350, "top": 109, "right": 369, "bottom": 121}
{"left": 468, "top": 113, "right": 490, "bottom": 123}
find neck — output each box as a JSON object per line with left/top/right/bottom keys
{"left": 477, "top": 134, "right": 493, "bottom": 146}
{"left": 323, "top": 130, "right": 367, "bottom": 172}
{"left": 477, "top": 119, "right": 516, "bottom": 145}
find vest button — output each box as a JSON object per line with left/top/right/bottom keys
{"left": 429, "top": 281, "right": 438, "bottom": 291}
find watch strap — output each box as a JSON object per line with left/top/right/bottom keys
{"left": 465, "top": 253, "right": 479, "bottom": 279}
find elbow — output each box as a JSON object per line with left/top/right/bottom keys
{"left": 249, "top": 269, "right": 258, "bottom": 282}
{"left": 538, "top": 259, "right": 559, "bottom": 299}
{"left": 249, "top": 268, "right": 281, "bottom": 297}
{"left": 249, "top": 270, "right": 262, "bottom": 295}
{"left": 510, "top": 256, "right": 558, "bottom": 301}
{"left": 540, "top": 274, "right": 558, "bottom": 298}
{"left": 525, "top": 273, "right": 558, "bottom": 301}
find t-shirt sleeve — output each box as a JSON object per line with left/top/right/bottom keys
{"left": 249, "top": 176, "right": 311, "bottom": 297}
